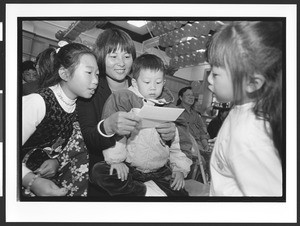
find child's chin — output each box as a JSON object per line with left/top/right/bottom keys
{"left": 81, "top": 93, "right": 93, "bottom": 99}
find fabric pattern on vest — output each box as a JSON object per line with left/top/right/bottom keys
{"left": 22, "top": 88, "right": 77, "bottom": 160}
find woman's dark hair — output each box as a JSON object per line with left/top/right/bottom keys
{"left": 132, "top": 53, "right": 165, "bottom": 80}
{"left": 176, "top": 86, "right": 192, "bottom": 106}
{"left": 208, "top": 21, "right": 282, "bottom": 159}
{"left": 40, "top": 43, "right": 96, "bottom": 88}
{"left": 93, "top": 28, "right": 136, "bottom": 75}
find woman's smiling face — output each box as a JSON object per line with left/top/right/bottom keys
{"left": 105, "top": 46, "right": 133, "bottom": 81}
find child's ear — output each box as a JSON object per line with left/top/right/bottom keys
{"left": 246, "top": 73, "right": 266, "bottom": 93}
{"left": 131, "top": 78, "right": 138, "bottom": 88}
{"left": 58, "top": 67, "right": 70, "bottom": 81}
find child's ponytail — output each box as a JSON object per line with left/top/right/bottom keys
{"left": 38, "top": 42, "right": 96, "bottom": 88}
{"left": 36, "top": 47, "right": 56, "bottom": 88}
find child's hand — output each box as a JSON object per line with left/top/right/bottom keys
{"left": 31, "top": 177, "right": 68, "bottom": 196}
{"left": 170, "top": 171, "right": 185, "bottom": 191}
{"left": 155, "top": 122, "right": 176, "bottom": 142}
{"left": 208, "top": 138, "right": 217, "bottom": 152}
{"left": 109, "top": 162, "right": 129, "bottom": 181}
{"left": 35, "top": 159, "right": 59, "bottom": 178}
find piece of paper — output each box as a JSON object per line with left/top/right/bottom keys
{"left": 132, "top": 105, "right": 184, "bottom": 128}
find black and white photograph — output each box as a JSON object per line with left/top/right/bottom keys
{"left": 2, "top": 2, "right": 298, "bottom": 225}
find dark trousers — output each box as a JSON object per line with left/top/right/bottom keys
{"left": 91, "top": 161, "right": 188, "bottom": 196}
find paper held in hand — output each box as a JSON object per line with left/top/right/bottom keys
{"left": 132, "top": 105, "right": 184, "bottom": 128}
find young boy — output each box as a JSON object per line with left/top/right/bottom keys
{"left": 91, "top": 53, "right": 192, "bottom": 196}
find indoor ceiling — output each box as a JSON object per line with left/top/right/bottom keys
{"left": 100, "top": 21, "right": 152, "bottom": 43}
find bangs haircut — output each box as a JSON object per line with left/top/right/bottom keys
{"left": 94, "top": 28, "right": 136, "bottom": 75}
{"left": 132, "top": 54, "right": 165, "bottom": 80}
{"left": 208, "top": 22, "right": 257, "bottom": 104}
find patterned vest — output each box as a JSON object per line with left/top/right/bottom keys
{"left": 22, "top": 88, "right": 77, "bottom": 161}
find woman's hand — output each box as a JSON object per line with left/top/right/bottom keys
{"left": 109, "top": 162, "right": 129, "bottom": 181}
{"left": 103, "top": 111, "right": 140, "bottom": 136}
{"left": 155, "top": 122, "right": 176, "bottom": 142}
{"left": 170, "top": 171, "right": 185, "bottom": 191}
{"left": 35, "top": 159, "right": 59, "bottom": 178}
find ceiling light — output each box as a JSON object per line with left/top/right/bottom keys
{"left": 127, "top": 20, "right": 147, "bottom": 28}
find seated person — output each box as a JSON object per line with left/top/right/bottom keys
{"left": 176, "top": 87, "right": 211, "bottom": 182}
{"left": 92, "top": 54, "right": 192, "bottom": 196}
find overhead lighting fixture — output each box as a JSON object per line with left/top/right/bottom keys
{"left": 127, "top": 20, "right": 147, "bottom": 28}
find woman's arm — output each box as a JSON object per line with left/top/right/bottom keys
{"left": 77, "top": 96, "right": 116, "bottom": 159}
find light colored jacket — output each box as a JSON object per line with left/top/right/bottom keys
{"left": 102, "top": 86, "right": 192, "bottom": 176}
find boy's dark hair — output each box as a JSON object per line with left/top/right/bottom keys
{"left": 21, "top": 60, "right": 36, "bottom": 74}
{"left": 132, "top": 53, "right": 165, "bottom": 80}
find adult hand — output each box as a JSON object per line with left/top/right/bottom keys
{"left": 35, "top": 159, "right": 59, "bottom": 178}
{"left": 155, "top": 122, "right": 176, "bottom": 142}
{"left": 31, "top": 177, "right": 68, "bottom": 196}
{"left": 103, "top": 111, "right": 140, "bottom": 136}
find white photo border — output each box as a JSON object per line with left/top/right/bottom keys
{"left": 5, "top": 3, "right": 297, "bottom": 223}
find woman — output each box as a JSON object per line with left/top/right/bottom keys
{"left": 77, "top": 28, "right": 177, "bottom": 197}
{"left": 176, "top": 86, "right": 211, "bottom": 181}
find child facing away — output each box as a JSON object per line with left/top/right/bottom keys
{"left": 22, "top": 43, "right": 99, "bottom": 196}
{"left": 92, "top": 53, "right": 192, "bottom": 196}
{"left": 207, "top": 21, "right": 282, "bottom": 196}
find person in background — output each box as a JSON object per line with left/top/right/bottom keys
{"left": 207, "top": 105, "right": 230, "bottom": 139}
{"left": 93, "top": 53, "right": 192, "bottom": 196}
{"left": 207, "top": 21, "right": 282, "bottom": 196}
{"left": 21, "top": 60, "right": 39, "bottom": 95}
{"left": 22, "top": 43, "right": 99, "bottom": 196}
{"left": 77, "top": 28, "right": 177, "bottom": 197}
{"left": 176, "top": 86, "right": 211, "bottom": 182}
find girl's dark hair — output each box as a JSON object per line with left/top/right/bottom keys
{"left": 132, "top": 53, "right": 165, "bottom": 80}
{"left": 41, "top": 43, "right": 96, "bottom": 88}
{"left": 36, "top": 47, "right": 56, "bottom": 88}
{"left": 176, "top": 86, "right": 192, "bottom": 106}
{"left": 208, "top": 21, "right": 283, "bottom": 159}
{"left": 94, "top": 28, "right": 136, "bottom": 75}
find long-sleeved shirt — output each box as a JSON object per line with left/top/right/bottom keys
{"left": 209, "top": 102, "right": 282, "bottom": 196}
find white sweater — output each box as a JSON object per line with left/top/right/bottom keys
{"left": 209, "top": 102, "right": 282, "bottom": 196}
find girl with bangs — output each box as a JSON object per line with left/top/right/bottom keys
{"left": 207, "top": 21, "right": 282, "bottom": 196}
